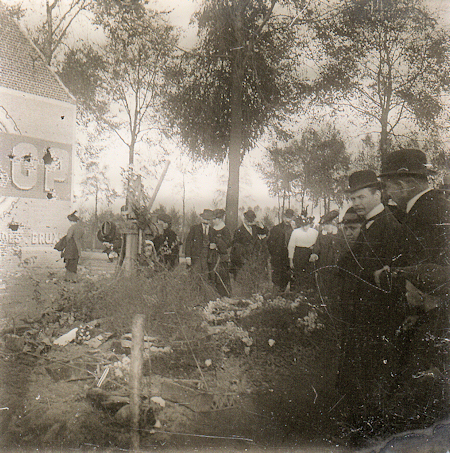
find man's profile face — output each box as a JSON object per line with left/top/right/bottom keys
{"left": 382, "top": 179, "right": 409, "bottom": 210}
{"left": 350, "top": 188, "right": 381, "bottom": 217}
{"left": 343, "top": 223, "right": 362, "bottom": 244}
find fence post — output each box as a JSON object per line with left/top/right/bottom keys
{"left": 130, "top": 314, "right": 145, "bottom": 451}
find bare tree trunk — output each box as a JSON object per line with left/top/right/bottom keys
{"left": 92, "top": 187, "right": 98, "bottom": 250}
{"left": 182, "top": 173, "right": 186, "bottom": 241}
{"left": 225, "top": 61, "right": 244, "bottom": 232}
{"left": 45, "top": 0, "right": 55, "bottom": 65}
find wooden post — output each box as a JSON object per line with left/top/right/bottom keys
{"left": 130, "top": 314, "right": 145, "bottom": 451}
{"left": 147, "top": 160, "right": 170, "bottom": 210}
{"left": 123, "top": 221, "right": 139, "bottom": 272}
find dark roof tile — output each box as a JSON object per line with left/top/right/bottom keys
{"left": 0, "top": 11, "right": 76, "bottom": 105}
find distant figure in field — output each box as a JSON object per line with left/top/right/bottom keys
{"left": 153, "top": 213, "right": 179, "bottom": 270}
{"left": 208, "top": 209, "right": 232, "bottom": 296}
{"left": 309, "top": 210, "right": 340, "bottom": 298}
{"left": 184, "top": 209, "right": 214, "bottom": 279}
{"left": 230, "top": 209, "right": 268, "bottom": 279}
{"left": 267, "top": 208, "right": 295, "bottom": 294}
{"left": 64, "top": 211, "right": 84, "bottom": 282}
{"left": 288, "top": 215, "right": 318, "bottom": 292}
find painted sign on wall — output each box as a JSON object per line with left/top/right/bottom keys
{"left": 0, "top": 133, "right": 72, "bottom": 201}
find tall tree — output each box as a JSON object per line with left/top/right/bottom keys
{"left": 31, "top": 0, "right": 93, "bottom": 66}
{"left": 78, "top": 161, "right": 119, "bottom": 248}
{"left": 59, "top": 1, "right": 178, "bottom": 171}
{"left": 260, "top": 125, "right": 350, "bottom": 211}
{"left": 311, "top": 0, "right": 450, "bottom": 158}
{"left": 165, "top": 0, "right": 306, "bottom": 230}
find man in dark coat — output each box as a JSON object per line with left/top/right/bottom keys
{"left": 267, "top": 208, "right": 295, "bottom": 294}
{"left": 310, "top": 209, "right": 341, "bottom": 298}
{"left": 63, "top": 211, "right": 84, "bottom": 282}
{"left": 208, "top": 209, "right": 232, "bottom": 296}
{"left": 153, "top": 213, "right": 179, "bottom": 270}
{"left": 184, "top": 209, "right": 214, "bottom": 279}
{"left": 337, "top": 170, "right": 405, "bottom": 431}
{"left": 379, "top": 148, "right": 450, "bottom": 428}
{"left": 230, "top": 209, "right": 268, "bottom": 278}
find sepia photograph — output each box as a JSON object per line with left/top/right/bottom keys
{"left": 0, "top": 0, "right": 449, "bottom": 451}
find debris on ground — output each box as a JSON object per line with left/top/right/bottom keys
{"left": 1, "top": 265, "right": 449, "bottom": 452}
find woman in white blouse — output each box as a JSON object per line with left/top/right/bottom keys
{"left": 288, "top": 216, "right": 318, "bottom": 292}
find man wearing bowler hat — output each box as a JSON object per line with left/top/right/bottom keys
{"left": 184, "top": 209, "right": 214, "bottom": 278}
{"left": 380, "top": 148, "right": 450, "bottom": 267}
{"left": 379, "top": 148, "right": 450, "bottom": 427}
{"left": 338, "top": 169, "right": 404, "bottom": 430}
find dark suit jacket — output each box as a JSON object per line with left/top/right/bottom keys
{"left": 184, "top": 223, "right": 209, "bottom": 258}
{"left": 209, "top": 226, "right": 232, "bottom": 263}
{"left": 267, "top": 222, "right": 292, "bottom": 266}
{"left": 346, "top": 206, "right": 405, "bottom": 337}
{"left": 401, "top": 189, "right": 450, "bottom": 267}
{"left": 352, "top": 206, "right": 402, "bottom": 284}
{"left": 230, "top": 224, "right": 268, "bottom": 268}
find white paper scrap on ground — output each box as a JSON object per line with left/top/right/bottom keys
{"left": 53, "top": 327, "right": 78, "bottom": 346}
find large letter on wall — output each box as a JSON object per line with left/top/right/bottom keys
{"left": 44, "top": 148, "right": 69, "bottom": 192}
{"left": 11, "top": 143, "right": 38, "bottom": 190}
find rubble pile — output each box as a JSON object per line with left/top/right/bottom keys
{"left": 1, "top": 271, "right": 338, "bottom": 451}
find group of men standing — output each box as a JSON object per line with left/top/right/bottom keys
{"left": 184, "top": 147, "right": 449, "bottom": 437}
{"left": 184, "top": 207, "right": 268, "bottom": 296}
{"left": 331, "top": 149, "right": 449, "bottom": 435}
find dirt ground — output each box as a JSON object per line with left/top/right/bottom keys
{"left": 1, "top": 249, "right": 449, "bottom": 453}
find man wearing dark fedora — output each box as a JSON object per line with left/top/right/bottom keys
{"left": 337, "top": 169, "right": 404, "bottom": 430}
{"left": 184, "top": 209, "right": 214, "bottom": 278}
{"left": 379, "top": 148, "right": 450, "bottom": 428}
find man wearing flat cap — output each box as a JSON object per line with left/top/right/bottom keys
{"left": 267, "top": 208, "right": 296, "bottom": 294}
{"left": 337, "top": 169, "right": 404, "bottom": 427}
{"left": 379, "top": 148, "right": 450, "bottom": 427}
{"left": 184, "top": 209, "right": 214, "bottom": 278}
{"left": 230, "top": 209, "right": 268, "bottom": 279}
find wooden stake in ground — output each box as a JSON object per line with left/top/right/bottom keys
{"left": 130, "top": 314, "right": 145, "bottom": 451}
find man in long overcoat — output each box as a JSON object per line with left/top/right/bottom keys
{"left": 338, "top": 170, "right": 405, "bottom": 430}
{"left": 184, "top": 209, "right": 214, "bottom": 279}
{"left": 380, "top": 148, "right": 450, "bottom": 428}
{"left": 230, "top": 209, "right": 268, "bottom": 278}
{"left": 267, "top": 208, "right": 295, "bottom": 294}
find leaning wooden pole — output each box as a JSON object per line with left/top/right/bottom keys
{"left": 130, "top": 314, "right": 145, "bottom": 451}
{"left": 147, "top": 160, "right": 170, "bottom": 211}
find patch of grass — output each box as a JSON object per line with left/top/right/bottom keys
{"left": 71, "top": 269, "right": 218, "bottom": 340}
{"left": 233, "top": 260, "right": 271, "bottom": 297}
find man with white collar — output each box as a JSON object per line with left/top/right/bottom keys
{"left": 347, "top": 169, "right": 402, "bottom": 282}
{"left": 379, "top": 148, "right": 450, "bottom": 428}
{"left": 380, "top": 148, "right": 450, "bottom": 267}
{"left": 337, "top": 170, "right": 404, "bottom": 431}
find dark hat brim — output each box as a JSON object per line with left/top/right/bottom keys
{"left": 344, "top": 181, "right": 381, "bottom": 194}
{"left": 378, "top": 168, "right": 436, "bottom": 178}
